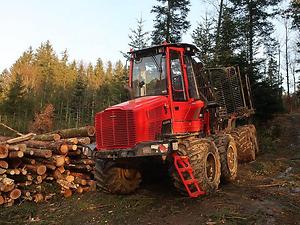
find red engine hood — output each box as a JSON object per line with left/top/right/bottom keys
{"left": 106, "top": 96, "right": 169, "bottom": 111}
{"left": 95, "top": 96, "right": 171, "bottom": 150}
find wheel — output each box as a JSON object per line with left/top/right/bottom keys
{"left": 230, "top": 126, "right": 255, "bottom": 162}
{"left": 94, "top": 160, "right": 141, "bottom": 194}
{"left": 170, "top": 138, "right": 221, "bottom": 195}
{"left": 214, "top": 134, "right": 238, "bottom": 183}
{"left": 247, "top": 124, "right": 259, "bottom": 154}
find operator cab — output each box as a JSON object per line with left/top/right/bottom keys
{"left": 129, "top": 43, "right": 206, "bottom": 135}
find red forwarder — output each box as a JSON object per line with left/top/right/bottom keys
{"left": 89, "top": 43, "right": 257, "bottom": 197}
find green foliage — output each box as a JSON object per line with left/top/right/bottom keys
{"left": 129, "top": 16, "right": 150, "bottom": 50}
{"left": 151, "top": 0, "right": 191, "bottom": 44}
{"left": 0, "top": 41, "right": 128, "bottom": 132}
{"left": 191, "top": 15, "right": 215, "bottom": 66}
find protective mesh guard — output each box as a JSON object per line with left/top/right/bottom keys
{"left": 196, "top": 66, "right": 253, "bottom": 118}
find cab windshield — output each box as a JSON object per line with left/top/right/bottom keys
{"left": 132, "top": 54, "right": 166, "bottom": 98}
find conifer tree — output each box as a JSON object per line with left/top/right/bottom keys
{"left": 151, "top": 0, "right": 191, "bottom": 44}
{"left": 191, "top": 15, "right": 215, "bottom": 66}
{"left": 129, "top": 16, "right": 150, "bottom": 50}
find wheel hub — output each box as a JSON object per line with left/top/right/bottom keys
{"left": 206, "top": 153, "right": 216, "bottom": 182}
{"left": 227, "top": 145, "right": 235, "bottom": 172}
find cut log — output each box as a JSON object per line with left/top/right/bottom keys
{"left": 65, "top": 175, "right": 74, "bottom": 183}
{"left": 0, "top": 145, "right": 8, "bottom": 159}
{"left": 8, "top": 150, "right": 24, "bottom": 158}
{"left": 0, "top": 168, "right": 6, "bottom": 175}
{"left": 67, "top": 145, "right": 77, "bottom": 151}
{"left": 0, "top": 195, "right": 4, "bottom": 205}
{"left": 0, "top": 160, "right": 8, "bottom": 169}
{"left": 77, "top": 137, "right": 91, "bottom": 145}
{"left": 25, "top": 148, "right": 52, "bottom": 158}
{"left": 74, "top": 177, "right": 87, "bottom": 186}
{"left": 7, "top": 145, "right": 19, "bottom": 151}
{"left": 67, "top": 149, "right": 81, "bottom": 157}
{"left": 87, "top": 180, "right": 97, "bottom": 191}
{"left": 65, "top": 138, "right": 78, "bottom": 144}
{"left": 62, "top": 189, "right": 72, "bottom": 198}
{"left": 33, "top": 133, "right": 60, "bottom": 142}
{"left": 0, "top": 177, "right": 15, "bottom": 192}
{"left": 57, "top": 166, "right": 65, "bottom": 174}
{"left": 21, "top": 157, "right": 36, "bottom": 165}
{"left": 53, "top": 169, "right": 63, "bottom": 180}
{"left": 18, "top": 144, "right": 27, "bottom": 152}
{"left": 9, "top": 188, "right": 21, "bottom": 200}
{"left": 57, "top": 179, "right": 78, "bottom": 189}
{"left": 76, "top": 186, "right": 84, "bottom": 194}
{"left": 24, "top": 164, "right": 47, "bottom": 175}
{"left": 34, "top": 155, "right": 65, "bottom": 167}
{"left": 34, "top": 175, "right": 43, "bottom": 184}
{"left": 65, "top": 164, "right": 92, "bottom": 173}
{"left": 70, "top": 172, "right": 91, "bottom": 180}
{"left": 23, "top": 140, "right": 68, "bottom": 155}
{"left": 71, "top": 159, "right": 95, "bottom": 166}
{"left": 56, "top": 126, "right": 95, "bottom": 138}
{"left": 44, "top": 163, "right": 56, "bottom": 171}
{"left": 6, "top": 133, "right": 35, "bottom": 144}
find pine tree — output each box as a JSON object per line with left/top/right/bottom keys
{"left": 1, "top": 74, "right": 31, "bottom": 115}
{"left": 129, "top": 16, "right": 150, "bottom": 50}
{"left": 191, "top": 15, "right": 215, "bottom": 66}
{"left": 151, "top": 0, "right": 191, "bottom": 44}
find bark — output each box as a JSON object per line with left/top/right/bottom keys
{"left": 23, "top": 140, "right": 68, "bottom": 155}
{"left": 24, "top": 148, "right": 52, "bottom": 159}
{"left": 8, "top": 151, "right": 24, "bottom": 158}
{"left": 33, "top": 133, "right": 61, "bottom": 142}
{"left": 24, "top": 164, "right": 47, "bottom": 175}
{"left": 55, "top": 126, "right": 95, "bottom": 138}
{"left": 6, "top": 133, "right": 35, "bottom": 144}
{"left": 0, "top": 145, "right": 8, "bottom": 159}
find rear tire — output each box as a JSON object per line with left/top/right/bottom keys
{"left": 214, "top": 134, "right": 238, "bottom": 183}
{"left": 230, "top": 126, "right": 255, "bottom": 162}
{"left": 170, "top": 138, "right": 221, "bottom": 195}
{"left": 247, "top": 124, "right": 259, "bottom": 154}
{"left": 94, "top": 160, "right": 141, "bottom": 194}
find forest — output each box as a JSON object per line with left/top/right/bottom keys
{"left": 0, "top": 0, "right": 299, "bottom": 134}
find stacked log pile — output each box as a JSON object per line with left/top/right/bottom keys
{"left": 0, "top": 126, "right": 96, "bottom": 206}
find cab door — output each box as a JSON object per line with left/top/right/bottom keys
{"left": 167, "top": 47, "right": 203, "bottom": 134}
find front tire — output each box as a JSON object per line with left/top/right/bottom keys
{"left": 94, "top": 160, "right": 141, "bottom": 194}
{"left": 170, "top": 138, "right": 221, "bottom": 195}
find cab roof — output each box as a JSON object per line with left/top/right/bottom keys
{"left": 128, "top": 43, "right": 200, "bottom": 56}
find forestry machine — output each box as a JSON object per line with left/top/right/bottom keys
{"left": 88, "top": 43, "right": 258, "bottom": 197}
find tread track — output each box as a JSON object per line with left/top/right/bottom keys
{"left": 94, "top": 160, "right": 141, "bottom": 194}
{"left": 230, "top": 125, "right": 255, "bottom": 162}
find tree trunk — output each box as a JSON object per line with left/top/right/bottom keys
{"left": 55, "top": 126, "right": 95, "bottom": 138}
{"left": 23, "top": 140, "right": 69, "bottom": 155}
{"left": 24, "top": 148, "right": 52, "bottom": 159}
{"left": 24, "top": 164, "right": 47, "bottom": 175}
{"left": 33, "top": 133, "right": 61, "bottom": 142}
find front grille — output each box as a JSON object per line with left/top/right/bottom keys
{"left": 95, "top": 109, "right": 136, "bottom": 149}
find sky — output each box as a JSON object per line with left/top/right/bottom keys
{"left": 0, "top": 0, "right": 209, "bottom": 71}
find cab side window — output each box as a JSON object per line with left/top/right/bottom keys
{"left": 170, "top": 51, "right": 186, "bottom": 101}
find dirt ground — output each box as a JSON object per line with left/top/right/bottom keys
{"left": 1, "top": 112, "right": 300, "bottom": 225}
